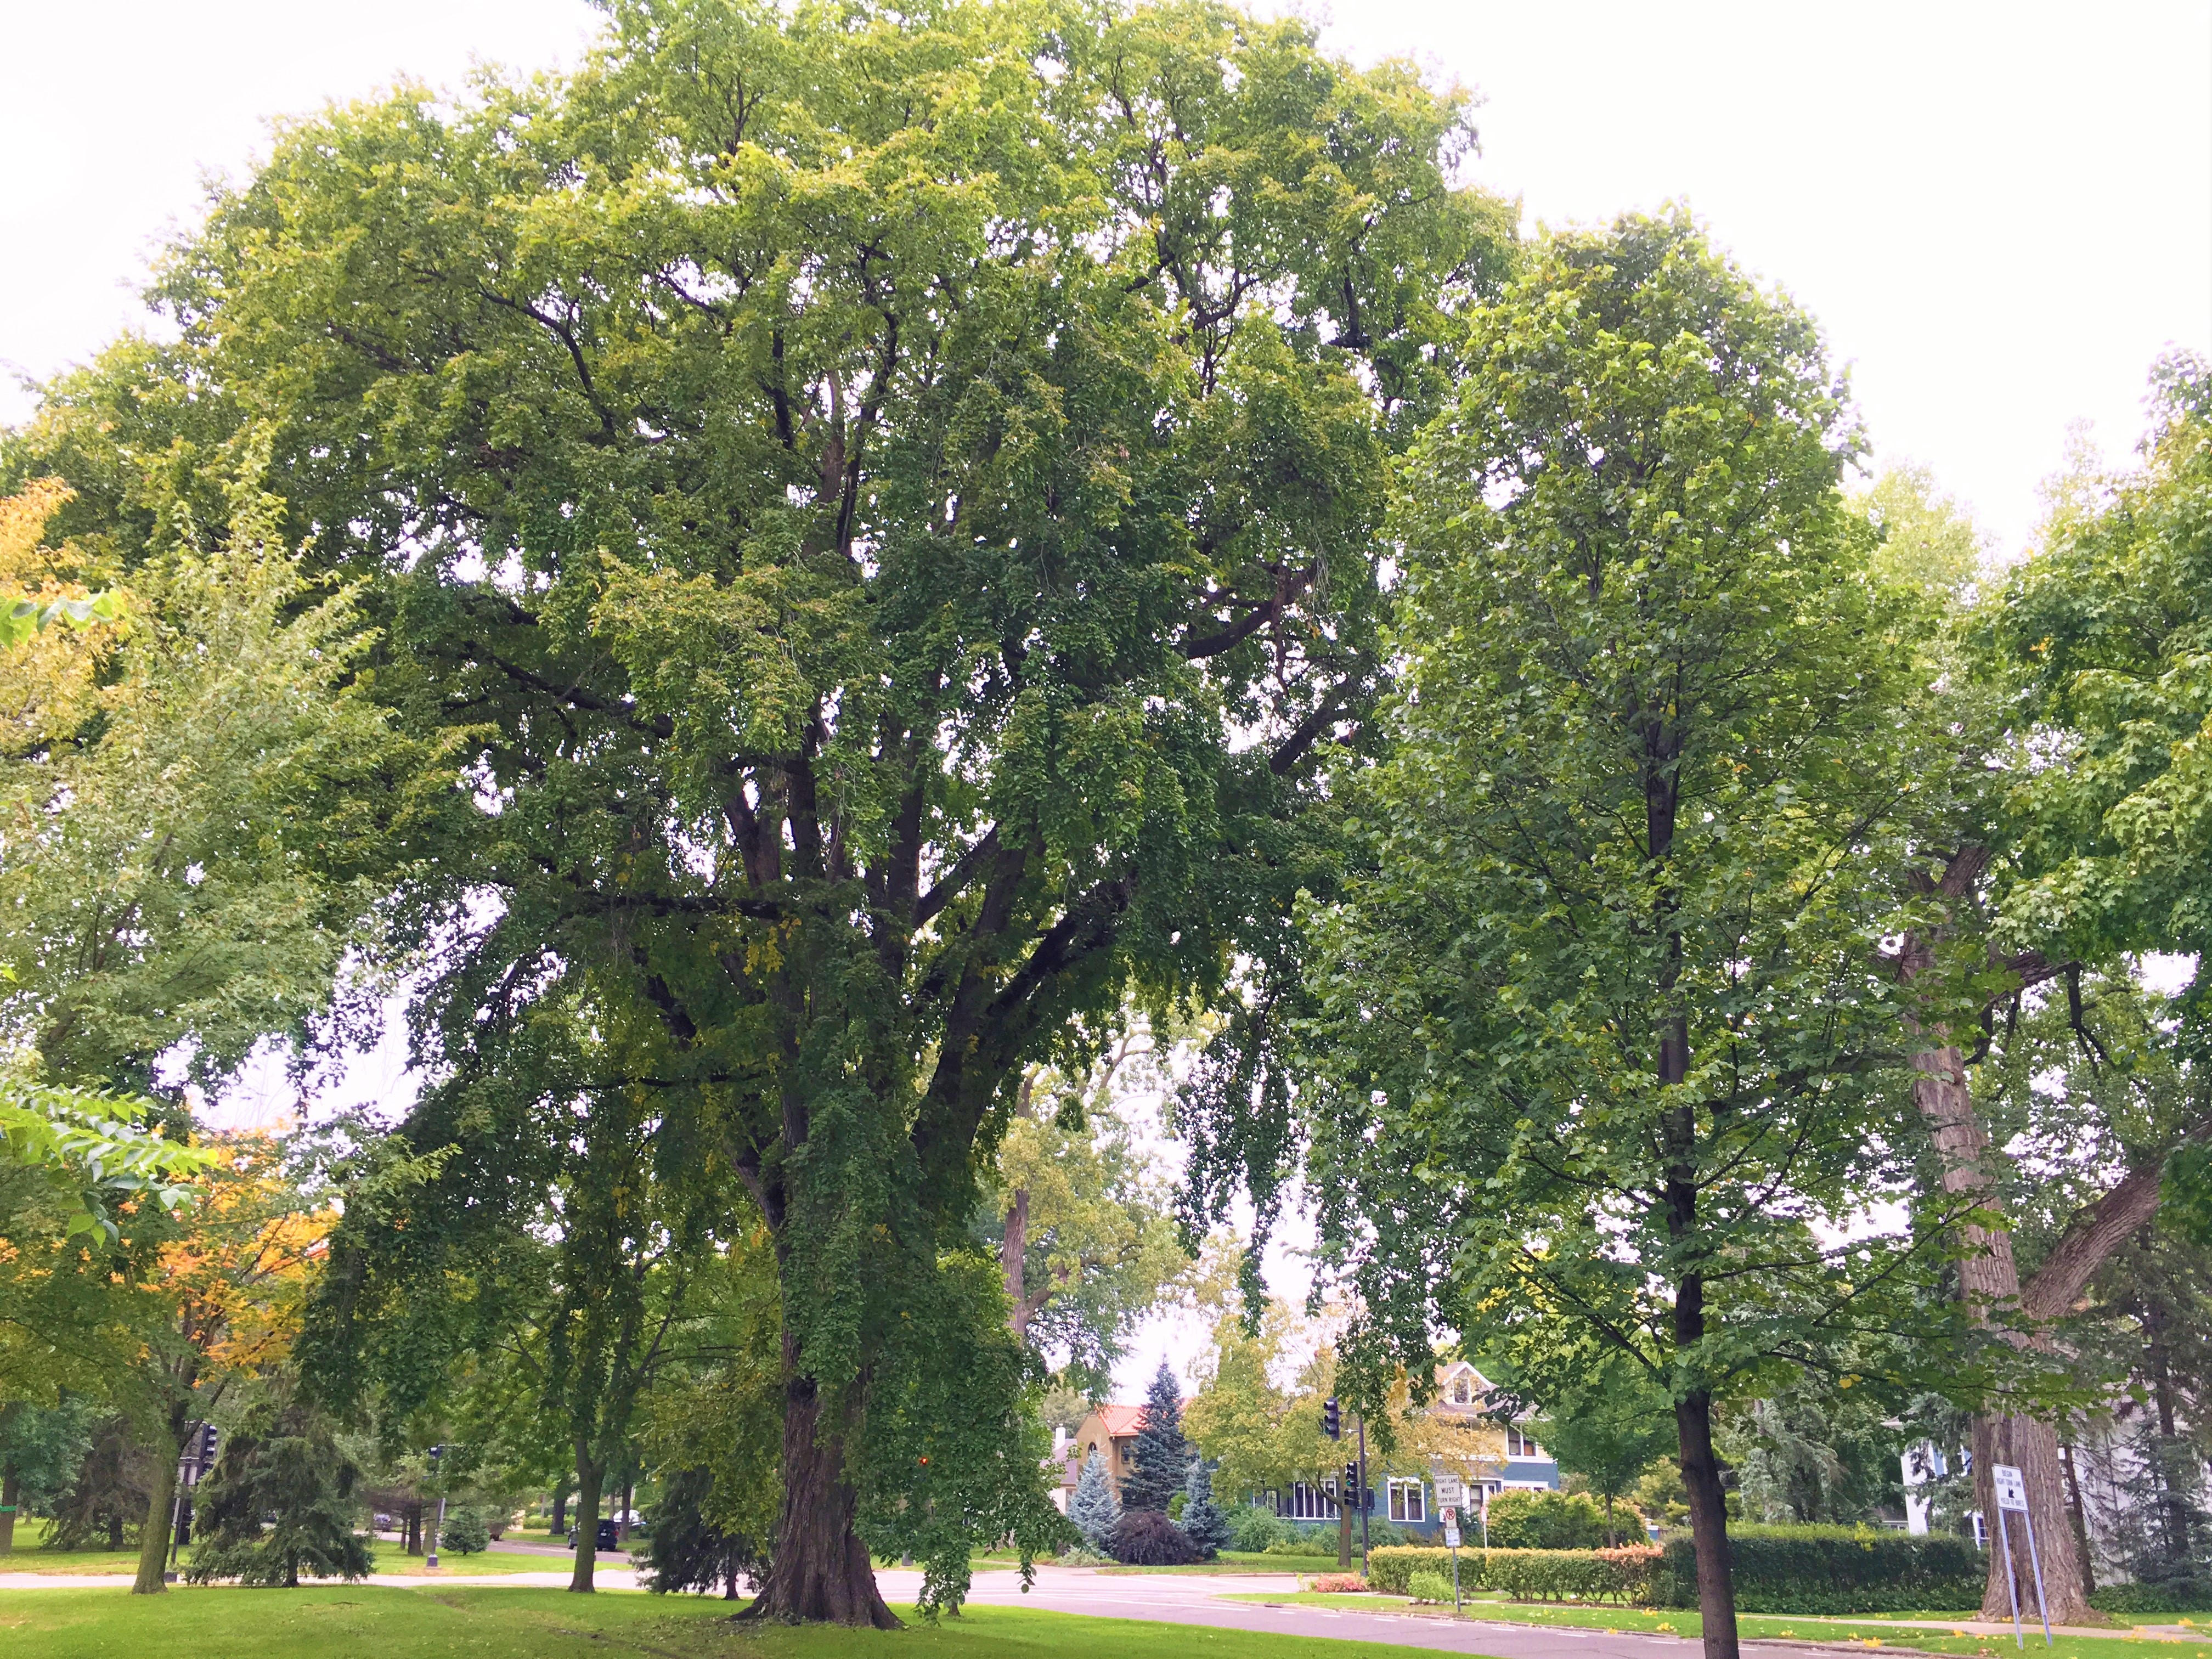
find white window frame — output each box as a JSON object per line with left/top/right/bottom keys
{"left": 1387, "top": 1479, "right": 1426, "bottom": 1522}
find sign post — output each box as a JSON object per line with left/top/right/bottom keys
{"left": 1991, "top": 1463, "right": 2052, "bottom": 1650}
{"left": 1441, "top": 1506, "right": 1463, "bottom": 1610}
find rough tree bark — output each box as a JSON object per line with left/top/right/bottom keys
{"left": 131, "top": 1405, "right": 184, "bottom": 1595}
{"left": 1, "top": 1461, "right": 19, "bottom": 1553}
{"left": 1002, "top": 1187, "right": 1030, "bottom": 1334}
{"left": 741, "top": 1364, "right": 899, "bottom": 1628}
{"left": 568, "top": 1446, "right": 602, "bottom": 1594}
{"left": 1901, "top": 849, "right": 2088, "bottom": 1624}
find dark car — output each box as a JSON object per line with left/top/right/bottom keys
{"left": 566, "top": 1519, "right": 623, "bottom": 1552}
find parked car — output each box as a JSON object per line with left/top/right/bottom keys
{"left": 565, "top": 1519, "right": 622, "bottom": 1551}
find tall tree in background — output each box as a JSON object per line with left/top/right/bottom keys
{"left": 10, "top": 0, "right": 1514, "bottom": 1623}
{"left": 984, "top": 1032, "right": 1189, "bottom": 1391}
{"left": 1122, "top": 1361, "right": 1192, "bottom": 1514}
{"left": 1296, "top": 212, "right": 1949, "bottom": 1659}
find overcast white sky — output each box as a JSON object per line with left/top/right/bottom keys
{"left": 10, "top": 1, "right": 2207, "bottom": 1395}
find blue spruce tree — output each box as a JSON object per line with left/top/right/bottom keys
{"left": 1069, "top": 1448, "right": 1120, "bottom": 1551}
{"left": 1179, "top": 1457, "right": 1233, "bottom": 1558}
{"left": 1122, "top": 1362, "right": 1191, "bottom": 1514}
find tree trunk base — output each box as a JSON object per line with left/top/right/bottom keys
{"left": 743, "top": 1372, "right": 901, "bottom": 1628}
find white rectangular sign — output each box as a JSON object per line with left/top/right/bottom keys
{"left": 1443, "top": 1524, "right": 1462, "bottom": 1549}
{"left": 1435, "top": 1477, "right": 1465, "bottom": 1509}
{"left": 1993, "top": 1463, "right": 2029, "bottom": 1513}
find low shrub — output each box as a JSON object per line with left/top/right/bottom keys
{"left": 1310, "top": 1572, "right": 1368, "bottom": 1593}
{"left": 438, "top": 1506, "right": 490, "bottom": 1556}
{"left": 1263, "top": 1525, "right": 1341, "bottom": 1558}
{"left": 1227, "top": 1506, "right": 1288, "bottom": 1552}
{"left": 1488, "top": 1490, "right": 1609, "bottom": 1550}
{"left": 2090, "top": 1582, "right": 2212, "bottom": 1617}
{"left": 1408, "top": 1570, "right": 1456, "bottom": 1604}
{"left": 1109, "top": 1509, "right": 1203, "bottom": 1566}
{"left": 1654, "top": 1525, "right": 1983, "bottom": 1614}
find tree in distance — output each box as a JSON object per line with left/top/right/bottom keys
{"left": 1122, "top": 1362, "right": 1194, "bottom": 1516}
{"left": 1297, "top": 211, "right": 1956, "bottom": 1659}
{"left": 1069, "top": 1449, "right": 1120, "bottom": 1554}
{"left": 1179, "top": 1458, "right": 1234, "bottom": 1559}
{"left": 185, "top": 1398, "right": 374, "bottom": 1588}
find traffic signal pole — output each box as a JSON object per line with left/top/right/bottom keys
{"left": 1356, "top": 1417, "right": 1371, "bottom": 1576}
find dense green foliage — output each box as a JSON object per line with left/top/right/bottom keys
{"left": 1123, "top": 1363, "right": 1192, "bottom": 1515}
{"left": 1366, "top": 1544, "right": 1658, "bottom": 1604}
{"left": 185, "top": 1400, "right": 375, "bottom": 1588}
{"left": 1485, "top": 1491, "right": 1609, "bottom": 1551}
{"left": 1654, "top": 1526, "right": 1983, "bottom": 1615}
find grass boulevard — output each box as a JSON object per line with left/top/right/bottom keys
{"left": 1222, "top": 1595, "right": 2212, "bottom": 1659}
{"left": 0, "top": 1585, "right": 1449, "bottom": 1659}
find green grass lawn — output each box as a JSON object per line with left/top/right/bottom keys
{"left": 0, "top": 1517, "right": 568, "bottom": 1579}
{"left": 1094, "top": 1553, "right": 1309, "bottom": 1575}
{"left": 0, "top": 1584, "right": 1466, "bottom": 1659}
{"left": 1221, "top": 1592, "right": 2212, "bottom": 1659}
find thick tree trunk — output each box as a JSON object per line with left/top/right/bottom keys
{"left": 569, "top": 1448, "right": 602, "bottom": 1593}
{"left": 742, "top": 1372, "right": 898, "bottom": 1627}
{"left": 132, "top": 1419, "right": 180, "bottom": 1595}
{"left": 1, "top": 1462, "right": 19, "bottom": 1553}
{"left": 1907, "top": 1036, "right": 2094, "bottom": 1625}
{"left": 550, "top": 1482, "right": 568, "bottom": 1536}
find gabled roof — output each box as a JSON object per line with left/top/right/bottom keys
{"left": 1093, "top": 1403, "right": 1146, "bottom": 1438}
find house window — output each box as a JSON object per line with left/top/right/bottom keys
{"left": 1505, "top": 1426, "right": 1542, "bottom": 1458}
{"left": 1388, "top": 1479, "right": 1426, "bottom": 1523}
{"left": 1453, "top": 1377, "right": 1471, "bottom": 1404}
{"left": 1289, "top": 1481, "right": 1335, "bottom": 1520}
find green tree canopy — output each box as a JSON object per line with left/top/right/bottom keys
{"left": 1294, "top": 211, "right": 1954, "bottom": 1659}
{"left": 9, "top": 0, "right": 1515, "bottom": 1624}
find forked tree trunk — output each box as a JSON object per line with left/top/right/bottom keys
{"left": 569, "top": 1448, "right": 602, "bottom": 1593}
{"left": 1908, "top": 1031, "right": 2092, "bottom": 1623}
{"left": 741, "top": 1369, "right": 897, "bottom": 1627}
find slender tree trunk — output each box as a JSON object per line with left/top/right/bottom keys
{"left": 2060, "top": 1437, "right": 2096, "bottom": 1593}
{"left": 741, "top": 1368, "right": 897, "bottom": 1627}
{"left": 132, "top": 1410, "right": 183, "bottom": 1595}
{"left": 1673, "top": 1271, "right": 1739, "bottom": 1659}
{"left": 569, "top": 1447, "right": 602, "bottom": 1593}
{"left": 1002, "top": 1188, "right": 1030, "bottom": 1336}
{"left": 621, "top": 1477, "right": 634, "bottom": 1542}
{"left": 1906, "top": 1033, "right": 2093, "bottom": 1624}
{"left": 1, "top": 1462, "right": 19, "bottom": 1553}
{"left": 404, "top": 1501, "right": 421, "bottom": 1554}
{"left": 550, "top": 1481, "right": 568, "bottom": 1536}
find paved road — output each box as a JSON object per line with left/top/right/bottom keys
{"left": 880, "top": 1568, "right": 1863, "bottom": 1659}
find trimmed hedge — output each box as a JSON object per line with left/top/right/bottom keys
{"left": 1655, "top": 1526, "right": 1983, "bottom": 1614}
{"left": 2089, "top": 1582, "right": 2212, "bottom": 1617}
{"left": 1368, "top": 1545, "right": 1658, "bottom": 1604}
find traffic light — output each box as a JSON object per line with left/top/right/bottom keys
{"left": 1344, "top": 1462, "right": 1359, "bottom": 1502}
{"left": 1323, "top": 1397, "right": 1340, "bottom": 1440}
{"left": 198, "top": 1423, "right": 218, "bottom": 1464}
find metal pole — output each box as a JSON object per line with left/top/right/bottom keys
{"left": 1451, "top": 1533, "right": 1462, "bottom": 1611}
{"left": 1995, "top": 1507, "right": 2024, "bottom": 1651}
{"left": 428, "top": 1493, "right": 445, "bottom": 1568}
{"left": 1356, "top": 1418, "right": 1370, "bottom": 1576}
{"left": 2018, "top": 1503, "right": 2053, "bottom": 1647}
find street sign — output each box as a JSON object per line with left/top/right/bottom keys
{"left": 1443, "top": 1523, "right": 1462, "bottom": 1549}
{"left": 1993, "top": 1464, "right": 2030, "bottom": 1513}
{"left": 1440, "top": 1506, "right": 1457, "bottom": 1526}
{"left": 1436, "top": 1476, "right": 1465, "bottom": 1509}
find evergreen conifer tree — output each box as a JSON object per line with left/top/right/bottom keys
{"left": 184, "top": 1401, "right": 373, "bottom": 1587}
{"left": 1122, "top": 1363, "right": 1191, "bottom": 1514}
{"left": 1178, "top": 1458, "right": 1232, "bottom": 1558}
{"left": 1069, "top": 1449, "right": 1120, "bottom": 1550}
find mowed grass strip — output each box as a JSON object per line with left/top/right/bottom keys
{"left": 1222, "top": 1592, "right": 2212, "bottom": 1659}
{"left": 0, "top": 1584, "right": 1480, "bottom": 1659}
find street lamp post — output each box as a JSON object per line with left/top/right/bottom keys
{"left": 426, "top": 1446, "right": 446, "bottom": 1569}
